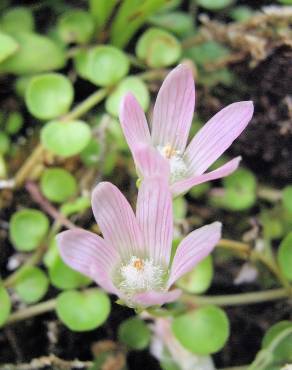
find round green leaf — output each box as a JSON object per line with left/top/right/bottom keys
{"left": 41, "top": 120, "right": 91, "bottom": 158}
{"left": 57, "top": 9, "right": 95, "bottom": 44}
{"left": 74, "top": 46, "right": 129, "bottom": 86}
{"left": 176, "top": 255, "right": 213, "bottom": 294}
{"left": 0, "top": 31, "right": 18, "bottom": 63}
{"left": 25, "top": 73, "right": 74, "bottom": 120}
{"left": 15, "top": 266, "right": 49, "bottom": 304}
{"left": 282, "top": 186, "right": 292, "bottom": 214}
{"left": 40, "top": 167, "right": 77, "bottom": 203}
{"left": 262, "top": 321, "right": 292, "bottom": 362}
{"left": 80, "top": 138, "right": 101, "bottom": 167}
{"left": 197, "top": 0, "right": 234, "bottom": 10}
{"left": 56, "top": 289, "right": 111, "bottom": 331}
{"left": 0, "top": 284, "right": 11, "bottom": 327}
{"left": 136, "top": 28, "right": 181, "bottom": 68}
{"left": 1, "top": 6, "right": 34, "bottom": 33}
{"left": 105, "top": 77, "right": 149, "bottom": 117}
{"left": 9, "top": 209, "right": 49, "bottom": 251}
{"left": 172, "top": 305, "right": 229, "bottom": 355}
{"left": 277, "top": 232, "right": 292, "bottom": 281}
{"left": 5, "top": 111, "right": 23, "bottom": 135}
{"left": 149, "top": 12, "right": 193, "bottom": 37}
{"left": 118, "top": 317, "right": 151, "bottom": 350}
{"left": 184, "top": 41, "right": 230, "bottom": 67}
{"left": 0, "top": 32, "right": 66, "bottom": 75}
{"left": 60, "top": 196, "right": 91, "bottom": 217}
{"left": 229, "top": 6, "right": 253, "bottom": 22}
{"left": 0, "top": 132, "right": 10, "bottom": 155}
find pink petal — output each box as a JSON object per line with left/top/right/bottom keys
{"left": 134, "top": 289, "right": 181, "bottom": 307}
{"left": 134, "top": 144, "right": 170, "bottom": 179}
{"left": 57, "top": 228, "right": 119, "bottom": 294}
{"left": 119, "top": 93, "right": 151, "bottom": 155}
{"left": 136, "top": 177, "right": 173, "bottom": 267}
{"left": 185, "top": 101, "right": 254, "bottom": 175}
{"left": 168, "top": 222, "right": 222, "bottom": 287}
{"left": 151, "top": 64, "right": 195, "bottom": 153}
{"left": 91, "top": 182, "right": 144, "bottom": 260}
{"left": 171, "top": 156, "right": 241, "bottom": 196}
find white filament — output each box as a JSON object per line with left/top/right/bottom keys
{"left": 157, "top": 145, "right": 188, "bottom": 184}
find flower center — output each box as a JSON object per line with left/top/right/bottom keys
{"left": 157, "top": 144, "right": 189, "bottom": 184}
{"left": 117, "top": 256, "right": 166, "bottom": 295}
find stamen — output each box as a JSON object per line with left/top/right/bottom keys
{"left": 157, "top": 145, "right": 189, "bottom": 184}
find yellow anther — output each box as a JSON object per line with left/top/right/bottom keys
{"left": 133, "top": 258, "right": 144, "bottom": 270}
{"left": 163, "top": 144, "right": 177, "bottom": 159}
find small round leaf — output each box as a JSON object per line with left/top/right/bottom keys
{"left": 80, "top": 138, "right": 101, "bottom": 167}
{"left": 172, "top": 305, "right": 229, "bottom": 355}
{"left": 74, "top": 46, "right": 129, "bottom": 86}
{"left": 40, "top": 167, "right": 77, "bottom": 203}
{"left": 0, "top": 132, "right": 10, "bottom": 155}
{"left": 118, "top": 317, "right": 151, "bottom": 350}
{"left": 0, "top": 32, "right": 18, "bottom": 63}
{"left": 282, "top": 186, "right": 292, "bottom": 214}
{"left": 197, "top": 0, "right": 233, "bottom": 10}
{"left": 25, "top": 73, "right": 74, "bottom": 120}
{"left": 262, "top": 321, "right": 292, "bottom": 362}
{"left": 1, "top": 6, "right": 34, "bottom": 33}
{"left": 0, "top": 285, "right": 11, "bottom": 327}
{"left": 105, "top": 77, "right": 149, "bottom": 117}
{"left": 9, "top": 209, "right": 49, "bottom": 251}
{"left": 57, "top": 9, "right": 95, "bottom": 44}
{"left": 41, "top": 120, "right": 91, "bottom": 157}
{"left": 15, "top": 266, "right": 49, "bottom": 304}
{"left": 136, "top": 28, "right": 181, "bottom": 68}
{"left": 56, "top": 289, "right": 111, "bottom": 331}
{"left": 176, "top": 255, "right": 213, "bottom": 294}
{"left": 277, "top": 232, "right": 292, "bottom": 281}
{"left": 5, "top": 111, "right": 23, "bottom": 135}
{"left": 0, "top": 32, "right": 66, "bottom": 75}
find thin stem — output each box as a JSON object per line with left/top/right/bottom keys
{"left": 217, "top": 238, "right": 250, "bottom": 255}
{"left": 257, "top": 185, "right": 282, "bottom": 203}
{"left": 181, "top": 288, "right": 289, "bottom": 307}
{"left": 7, "top": 298, "right": 56, "bottom": 325}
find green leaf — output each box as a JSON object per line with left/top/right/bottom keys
{"left": 136, "top": 27, "right": 181, "bottom": 68}
{"left": 0, "top": 32, "right": 66, "bottom": 75}
{"left": 14, "top": 266, "right": 49, "bottom": 304}
{"left": 25, "top": 73, "right": 74, "bottom": 120}
{"left": 172, "top": 305, "right": 229, "bottom": 355}
{"left": 210, "top": 168, "right": 256, "bottom": 211}
{"left": 5, "top": 111, "right": 23, "bottom": 135}
{"left": 277, "top": 232, "right": 292, "bottom": 281}
{"left": 173, "top": 196, "right": 187, "bottom": 220}
{"left": 0, "top": 284, "right": 11, "bottom": 327}
{"left": 0, "top": 31, "right": 18, "bottom": 63}
{"left": 60, "top": 196, "right": 91, "bottom": 217}
{"left": 149, "top": 11, "right": 193, "bottom": 37}
{"left": 176, "top": 255, "right": 213, "bottom": 294}
{"left": 0, "top": 132, "right": 10, "bottom": 155}
{"left": 262, "top": 321, "right": 292, "bottom": 363}
{"left": 40, "top": 167, "right": 77, "bottom": 203}
{"left": 41, "top": 120, "right": 91, "bottom": 158}
{"left": 105, "top": 76, "right": 150, "bottom": 117}
{"left": 89, "top": 0, "right": 118, "bottom": 30}
{"left": 282, "top": 186, "right": 292, "bottom": 214}
{"left": 110, "top": 0, "right": 167, "bottom": 48}
{"left": 9, "top": 209, "right": 49, "bottom": 251}
{"left": 197, "top": 0, "right": 234, "bottom": 11}
{"left": 56, "top": 289, "right": 111, "bottom": 331}
{"left": 74, "top": 46, "right": 129, "bottom": 87}
{"left": 184, "top": 41, "right": 230, "bottom": 67}
{"left": 118, "top": 317, "right": 151, "bottom": 350}
{"left": 229, "top": 6, "right": 253, "bottom": 22}
{"left": 80, "top": 138, "right": 101, "bottom": 167}
{"left": 57, "top": 9, "right": 95, "bottom": 44}
{"left": 0, "top": 6, "right": 34, "bottom": 33}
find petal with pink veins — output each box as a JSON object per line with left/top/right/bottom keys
{"left": 119, "top": 93, "right": 151, "bottom": 156}
{"left": 134, "top": 144, "right": 170, "bottom": 179}
{"left": 136, "top": 177, "right": 173, "bottom": 266}
{"left": 171, "top": 156, "right": 241, "bottom": 196}
{"left": 91, "top": 182, "right": 144, "bottom": 260}
{"left": 168, "top": 222, "right": 222, "bottom": 288}
{"left": 185, "top": 101, "right": 254, "bottom": 175}
{"left": 134, "top": 289, "right": 181, "bottom": 307}
{"left": 151, "top": 64, "right": 195, "bottom": 153}
{"left": 57, "top": 228, "right": 119, "bottom": 294}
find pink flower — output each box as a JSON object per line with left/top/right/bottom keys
{"left": 57, "top": 178, "right": 221, "bottom": 308}
{"left": 119, "top": 64, "right": 254, "bottom": 196}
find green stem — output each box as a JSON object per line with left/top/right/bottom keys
{"left": 181, "top": 288, "right": 289, "bottom": 307}
{"left": 7, "top": 298, "right": 56, "bottom": 325}
{"left": 257, "top": 186, "right": 282, "bottom": 203}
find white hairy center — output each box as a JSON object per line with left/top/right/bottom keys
{"left": 118, "top": 256, "right": 165, "bottom": 293}
{"left": 157, "top": 144, "right": 188, "bottom": 184}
